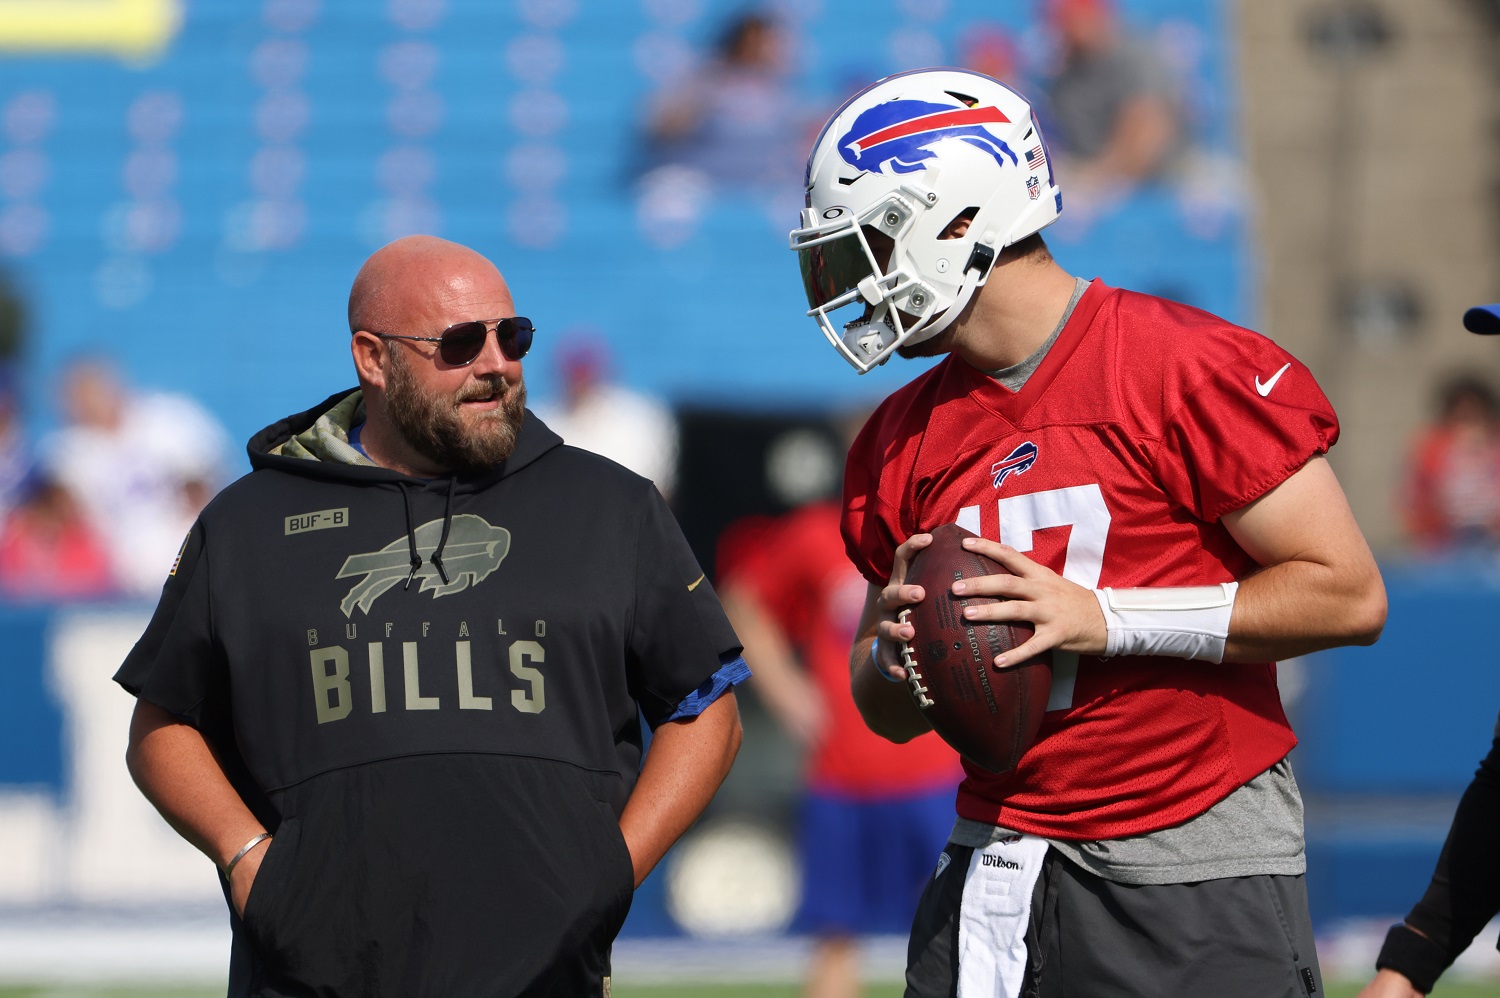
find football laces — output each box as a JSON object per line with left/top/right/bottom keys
{"left": 897, "top": 608, "right": 934, "bottom": 709}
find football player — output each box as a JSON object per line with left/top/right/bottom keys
{"left": 790, "top": 68, "right": 1387, "bottom": 996}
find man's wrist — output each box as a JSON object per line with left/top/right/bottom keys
{"left": 1092, "top": 583, "right": 1238, "bottom": 662}
{"left": 222, "top": 832, "right": 271, "bottom": 880}
{"left": 870, "top": 638, "right": 902, "bottom": 682}
{"left": 1375, "top": 923, "right": 1446, "bottom": 994}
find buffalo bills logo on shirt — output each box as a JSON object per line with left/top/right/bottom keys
{"left": 991, "top": 441, "right": 1038, "bottom": 488}
{"left": 838, "top": 99, "right": 1019, "bottom": 176}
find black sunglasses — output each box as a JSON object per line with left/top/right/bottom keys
{"left": 374, "top": 316, "right": 534, "bottom": 365}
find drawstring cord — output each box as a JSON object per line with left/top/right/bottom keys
{"left": 430, "top": 475, "right": 456, "bottom": 586}
{"left": 400, "top": 483, "right": 422, "bottom": 589}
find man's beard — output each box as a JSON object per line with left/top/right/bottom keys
{"left": 385, "top": 350, "right": 527, "bottom": 474}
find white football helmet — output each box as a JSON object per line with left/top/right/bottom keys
{"left": 789, "top": 68, "right": 1062, "bottom": 373}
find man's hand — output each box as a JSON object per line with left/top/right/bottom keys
{"left": 1355, "top": 969, "right": 1425, "bottom": 998}
{"left": 869, "top": 531, "right": 935, "bottom": 682}
{"left": 848, "top": 533, "right": 937, "bottom": 742}
{"left": 946, "top": 535, "right": 1107, "bottom": 666}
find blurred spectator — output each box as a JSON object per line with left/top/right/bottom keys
{"left": 959, "top": 23, "right": 1029, "bottom": 96}
{"left": 535, "top": 332, "right": 679, "bottom": 502}
{"left": 719, "top": 497, "right": 962, "bottom": 998}
{"left": 635, "top": 10, "right": 811, "bottom": 244}
{"left": 1401, "top": 374, "right": 1500, "bottom": 553}
{"left": 640, "top": 11, "right": 804, "bottom": 190}
{"left": 0, "top": 366, "right": 28, "bottom": 519}
{"left": 41, "top": 356, "right": 229, "bottom": 597}
{"left": 1042, "top": 0, "right": 1182, "bottom": 198}
{"left": 0, "top": 472, "right": 115, "bottom": 601}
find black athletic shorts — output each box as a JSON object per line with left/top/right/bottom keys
{"left": 905, "top": 842, "right": 1323, "bottom": 998}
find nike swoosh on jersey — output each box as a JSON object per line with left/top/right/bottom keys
{"left": 687, "top": 573, "right": 705, "bottom": 592}
{"left": 1255, "top": 363, "right": 1292, "bottom": 397}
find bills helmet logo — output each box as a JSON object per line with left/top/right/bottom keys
{"left": 838, "top": 99, "right": 1019, "bottom": 176}
{"left": 336, "top": 514, "right": 511, "bottom": 617}
{"left": 991, "top": 441, "right": 1038, "bottom": 488}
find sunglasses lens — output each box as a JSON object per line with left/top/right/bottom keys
{"left": 434, "top": 318, "right": 534, "bottom": 365}
{"left": 498, "top": 317, "right": 534, "bottom": 361}
{"left": 438, "top": 322, "right": 488, "bottom": 365}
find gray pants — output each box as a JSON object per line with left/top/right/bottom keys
{"left": 906, "top": 845, "right": 1322, "bottom": 998}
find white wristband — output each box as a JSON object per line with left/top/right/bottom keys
{"left": 1092, "top": 583, "right": 1238, "bottom": 663}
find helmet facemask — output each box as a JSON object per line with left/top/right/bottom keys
{"left": 791, "top": 192, "right": 946, "bottom": 372}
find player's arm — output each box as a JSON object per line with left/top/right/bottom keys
{"left": 720, "top": 585, "right": 826, "bottom": 747}
{"left": 618, "top": 691, "right": 742, "bottom": 888}
{"left": 848, "top": 532, "right": 935, "bottom": 743}
{"left": 951, "top": 455, "right": 1386, "bottom": 665}
{"left": 1216, "top": 453, "right": 1386, "bottom": 660}
{"left": 124, "top": 699, "right": 269, "bottom": 917}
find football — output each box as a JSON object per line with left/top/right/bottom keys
{"left": 898, "top": 523, "right": 1053, "bottom": 774}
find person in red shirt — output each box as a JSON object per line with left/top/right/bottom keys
{"left": 720, "top": 499, "right": 962, "bottom": 998}
{"left": 0, "top": 473, "right": 116, "bottom": 601}
{"left": 789, "top": 68, "right": 1386, "bottom": 996}
{"left": 1400, "top": 374, "right": 1500, "bottom": 553}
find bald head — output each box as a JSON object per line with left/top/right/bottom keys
{"left": 348, "top": 235, "right": 509, "bottom": 336}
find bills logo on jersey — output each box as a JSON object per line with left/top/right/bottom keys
{"left": 991, "top": 441, "right": 1039, "bottom": 488}
{"left": 838, "top": 99, "right": 1018, "bottom": 176}
{"left": 1026, "top": 175, "right": 1040, "bottom": 200}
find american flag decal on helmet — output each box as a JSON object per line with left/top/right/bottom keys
{"left": 991, "top": 441, "right": 1038, "bottom": 488}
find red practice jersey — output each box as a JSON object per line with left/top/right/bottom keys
{"left": 842, "top": 281, "right": 1339, "bottom": 840}
{"left": 726, "top": 501, "right": 963, "bottom": 797}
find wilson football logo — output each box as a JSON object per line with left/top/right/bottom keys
{"left": 336, "top": 514, "right": 510, "bottom": 617}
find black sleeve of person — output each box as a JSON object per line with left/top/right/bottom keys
{"left": 625, "top": 489, "right": 743, "bottom": 730}
{"left": 111, "top": 519, "right": 229, "bottom": 730}
{"left": 1376, "top": 725, "right": 1500, "bottom": 992}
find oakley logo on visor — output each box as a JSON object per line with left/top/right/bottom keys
{"left": 838, "top": 100, "right": 1018, "bottom": 176}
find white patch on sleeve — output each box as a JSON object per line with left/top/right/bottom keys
{"left": 957, "top": 834, "right": 1048, "bottom": 998}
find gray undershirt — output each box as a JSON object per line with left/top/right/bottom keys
{"left": 986, "top": 277, "right": 1090, "bottom": 390}
{"left": 955, "top": 275, "right": 1306, "bottom": 885}
{"left": 951, "top": 758, "right": 1306, "bottom": 885}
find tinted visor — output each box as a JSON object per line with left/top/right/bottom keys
{"left": 797, "top": 228, "right": 877, "bottom": 310}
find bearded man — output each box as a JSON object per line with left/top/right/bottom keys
{"left": 116, "top": 235, "right": 746, "bottom": 997}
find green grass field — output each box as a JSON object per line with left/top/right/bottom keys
{"left": 0, "top": 984, "right": 1497, "bottom": 997}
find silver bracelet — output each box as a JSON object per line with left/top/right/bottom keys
{"left": 223, "top": 832, "right": 271, "bottom": 879}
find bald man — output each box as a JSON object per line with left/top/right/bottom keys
{"left": 116, "top": 236, "right": 747, "bottom": 997}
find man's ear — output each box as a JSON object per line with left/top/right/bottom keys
{"left": 351, "top": 331, "right": 388, "bottom": 390}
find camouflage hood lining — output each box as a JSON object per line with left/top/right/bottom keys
{"left": 270, "top": 390, "right": 375, "bottom": 467}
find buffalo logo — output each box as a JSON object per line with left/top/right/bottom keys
{"left": 336, "top": 514, "right": 511, "bottom": 617}
{"left": 991, "top": 441, "right": 1038, "bottom": 488}
{"left": 838, "top": 99, "right": 1018, "bottom": 176}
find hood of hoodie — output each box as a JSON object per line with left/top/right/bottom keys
{"left": 246, "top": 387, "right": 563, "bottom": 490}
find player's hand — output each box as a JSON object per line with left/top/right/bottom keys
{"left": 873, "top": 532, "right": 934, "bottom": 681}
{"left": 1354, "top": 969, "right": 1425, "bottom": 998}
{"left": 949, "top": 536, "right": 1108, "bottom": 666}
{"left": 228, "top": 836, "right": 271, "bottom": 920}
